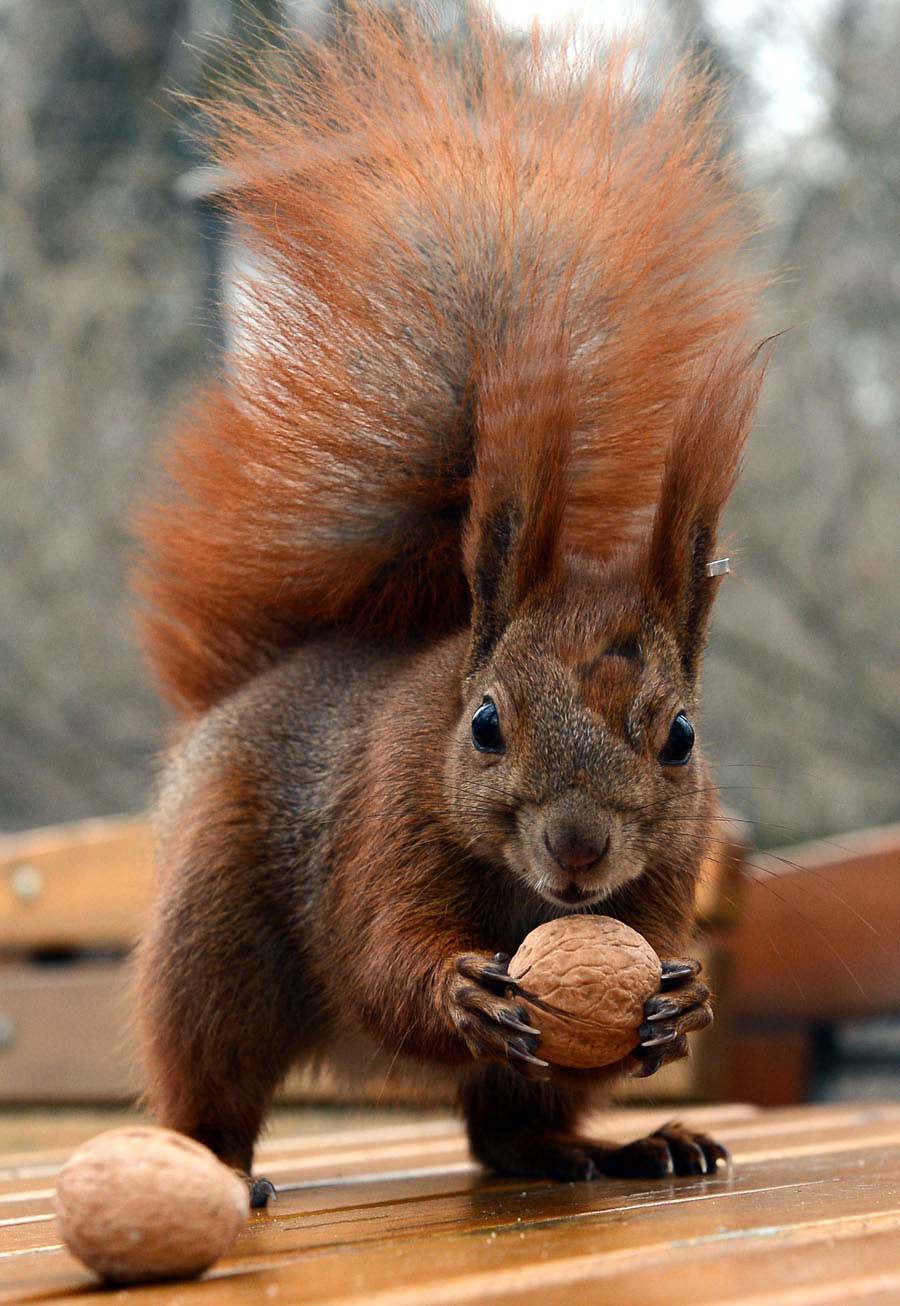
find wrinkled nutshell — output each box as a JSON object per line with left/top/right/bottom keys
{"left": 508, "top": 916, "right": 662, "bottom": 1069}
{"left": 54, "top": 1126, "right": 249, "bottom": 1285}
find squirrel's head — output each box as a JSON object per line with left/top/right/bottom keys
{"left": 445, "top": 566, "right": 716, "bottom": 909}
{"left": 444, "top": 351, "right": 762, "bottom": 910}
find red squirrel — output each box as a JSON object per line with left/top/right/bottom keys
{"left": 134, "top": 4, "right": 765, "bottom": 1204}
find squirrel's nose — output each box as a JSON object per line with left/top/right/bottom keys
{"left": 543, "top": 829, "right": 610, "bottom": 874}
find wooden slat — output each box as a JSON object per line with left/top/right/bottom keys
{"left": 0, "top": 965, "right": 135, "bottom": 1101}
{"left": 0, "top": 961, "right": 466, "bottom": 1105}
{"left": 2, "top": 1108, "right": 900, "bottom": 1303}
{"left": 0, "top": 817, "right": 152, "bottom": 949}
{"left": 0, "top": 959, "right": 703, "bottom": 1105}
{"left": 1, "top": 1112, "right": 898, "bottom": 1306}
{"left": 318, "top": 1222, "right": 900, "bottom": 1306}
{"left": 0, "top": 808, "right": 743, "bottom": 949}
{"left": 733, "top": 822, "right": 900, "bottom": 1022}
{"left": 0, "top": 1106, "right": 761, "bottom": 1192}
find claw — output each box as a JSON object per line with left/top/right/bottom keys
{"left": 707, "top": 1140, "right": 731, "bottom": 1167}
{"left": 498, "top": 1010, "right": 541, "bottom": 1038}
{"left": 637, "top": 1023, "right": 677, "bottom": 1046}
{"left": 508, "top": 1042, "right": 550, "bottom": 1070}
{"left": 643, "top": 997, "right": 680, "bottom": 1021}
{"left": 249, "top": 1177, "right": 277, "bottom": 1209}
{"left": 660, "top": 959, "right": 701, "bottom": 989}
{"left": 483, "top": 967, "right": 522, "bottom": 990}
{"left": 637, "top": 1023, "right": 654, "bottom": 1040}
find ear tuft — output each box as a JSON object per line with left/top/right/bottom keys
{"left": 466, "top": 498, "right": 523, "bottom": 671}
{"left": 645, "top": 347, "right": 768, "bottom": 680}
{"left": 462, "top": 324, "right": 573, "bottom": 675}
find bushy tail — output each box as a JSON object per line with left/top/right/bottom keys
{"left": 134, "top": 3, "right": 759, "bottom": 714}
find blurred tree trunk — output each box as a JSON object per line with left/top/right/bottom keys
{"left": 701, "top": 0, "right": 900, "bottom": 843}
{"left": 0, "top": 0, "right": 205, "bottom": 827}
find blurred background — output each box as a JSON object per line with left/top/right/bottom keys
{"left": 0, "top": 0, "right": 897, "bottom": 1115}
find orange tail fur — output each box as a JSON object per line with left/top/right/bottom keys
{"left": 134, "top": 4, "right": 759, "bottom": 714}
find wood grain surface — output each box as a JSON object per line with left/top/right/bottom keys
{"left": 2, "top": 1104, "right": 900, "bottom": 1304}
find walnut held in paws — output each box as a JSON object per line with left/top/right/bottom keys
{"left": 53, "top": 1126, "right": 249, "bottom": 1285}
{"left": 508, "top": 917, "right": 661, "bottom": 1069}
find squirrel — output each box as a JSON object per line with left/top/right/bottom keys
{"left": 133, "top": 4, "right": 765, "bottom": 1204}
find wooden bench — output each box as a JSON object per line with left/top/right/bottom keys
{"left": 0, "top": 812, "right": 746, "bottom": 1106}
{"left": 728, "top": 821, "right": 900, "bottom": 1104}
{"left": 2, "top": 1103, "right": 900, "bottom": 1303}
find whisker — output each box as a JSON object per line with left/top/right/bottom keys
{"left": 702, "top": 851, "right": 869, "bottom": 999}
{"left": 752, "top": 848, "right": 890, "bottom": 954}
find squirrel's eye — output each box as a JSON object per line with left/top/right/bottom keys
{"left": 659, "top": 712, "right": 694, "bottom": 766}
{"left": 471, "top": 697, "right": 504, "bottom": 754}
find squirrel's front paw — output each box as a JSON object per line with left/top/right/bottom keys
{"left": 631, "top": 958, "right": 713, "bottom": 1078}
{"left": 443, "top": 952, "right": 550, "bottom": 1080}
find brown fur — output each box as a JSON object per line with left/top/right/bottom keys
{"left": 134, "top": 4, "right": 766, "bottom": 1188}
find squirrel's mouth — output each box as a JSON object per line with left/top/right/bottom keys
{"left": 551, "top": 882, "right": 597, "bottom": 905}
{"left": 527, "top": 852, "right": 646, "bottom": 910}
{"left": 536, "top": 878, "right": 606, "bottom": 910}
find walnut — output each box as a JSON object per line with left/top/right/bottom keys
{"left": 509, "top": 916, "right": 661, "bottom": 1068}
{"left": 54, "top": 1127, "right": 248, "bottom": 1284}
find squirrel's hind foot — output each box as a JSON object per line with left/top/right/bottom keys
{"left": 595, "top": 1123, "right": 730, "bottom": 1178}
{"left": 473, "top": 1123, "right": 729, "bottom": 1183}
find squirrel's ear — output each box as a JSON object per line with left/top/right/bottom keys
{"left": 464, "top": 483, "right": 565, "bottom": 674}
{"left": 644, "top": 350, "right": 766, "bottom": 683}
{"left": 464, "top": 497, "right": 529, "bottom": 672}
{"left": 462, "top": 339, "right": 571, "bottom": 675}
